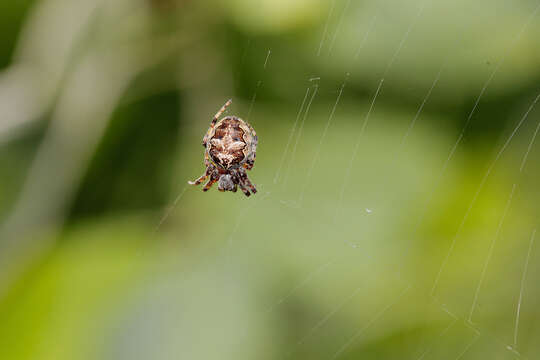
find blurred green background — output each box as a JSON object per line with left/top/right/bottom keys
{"left": 1, "top": 0, "right": 540, "bottom": 359}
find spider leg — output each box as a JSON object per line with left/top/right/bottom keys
{"left": 202, "top": 167, "right": 221, "bottom": 192}
{"left": 227, "top": 172, "right": 239, "bottom": 193}
{"left": 239, "top": 169, "right": 257, "bottom": 194}
{"left": 230, "top": 170, "right": 249, "bottom": 196}
{"left": 243, "top": 144, "right": 256, "bottom": 170}
{"left": 202, "top": 99, "right": 232, "bottom": 146}
{"left": 213, "top": 99, "right": 232, "bottom": 124}
{"left": 238, "top": 182, "right": 251, "bottom": 197}
{"left": 188, "top": 157, "right": 213, "bottom": 185}
{"left": 243, "top": 176, "right": 257, "bottom": 194}
{"left": 188, "top": 166, "right": 210, "bottom": 185}
{"left": 245, "top": 125, "right": 257, "bottom": 168}
{"left": 243, "top": 161, "right": 254, "bottom": 171}
{"left": 203, "top": 177, "right": 218, "bottom": 192}
{"left": 188, "top": 173, "right": 208, "bottom": 186}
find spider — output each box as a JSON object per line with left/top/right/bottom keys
{"left": 188, "top": 99, "right": 258, "bottom": 196}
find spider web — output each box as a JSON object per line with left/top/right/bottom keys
{"left": 13, "top": 0, "right": 534, "bottom": 359}
{"left": 151, "top": 0, "right": 540, "bottom": 358}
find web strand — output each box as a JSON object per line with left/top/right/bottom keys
{"left": 327, "top": 0, "right": 352, "bottom": 56}
{"left": 382, "top": 1, "right": 429, "bottom": 78}
{"left": 317, "top": 0, "right": 337, "bottom": 56}
{"left": 431, "top": 92, "right": 540, "bottom": 296}
{"left": 519, "top": 112, "right": 540, "bottom": 172}
{"left": 154, "top": 185, "right": 188, "bottom": 233}
{"left": 399, "top": 65, "right": 443, "bottom": 149}
{"left": 416, "top": 318, "right": 458, "bottom": 360}
{"left": 283, "top": 84, "right": 319, "bottom": 188}
{"left": 354, "top": 17, "right": 377, "bottom": 60}
{"left": 289, "top": 283, "right": 365, "bottom": 355}
{"left": 434, "top": 0, "right": 540, "bottom": 162}
{"left": 333, "top": 78, "right": 384, "bottom": 229}
{"left": 331, "top": 285, "right": 411, "bottom": 359}
{"left": 468, "top": 184, "right": 517, "bottom": 322}
{"left": 246, "top": 80, "right": 262, "bottom": 122}
{"left": 264, "top": 259, "right": 335, "bottom": 314}
{"left": 513, "top": 228, "right": 536, "bottom": 348}
{"left": 298, "top": 74, "right": 348, "bottom": 205}
{"left": 427, "top": 295, "right": 526, "bottom": 359}
{"left": 247, "top": 49, "right": 273, "bottom": 122}
{"left": 274, "top": 86, "right": 311, "bottom": 184}
{"left": 263, "top": 49, "right": 272, "bottom": 69}
{"left": 454, "top": 334, "right": 480, "bottom": 360}
{"left": 417, "top": 3, "right": 540, "bottom": 252}
{"left": 331, "top": 0, "right": 430, "bottom": 226}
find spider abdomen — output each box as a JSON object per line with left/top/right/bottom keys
{"left": 209, "top": 117, "right": 252, "bottom": 169}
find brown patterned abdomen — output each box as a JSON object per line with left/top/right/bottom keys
{"left": 209, "top": 118, "right": 247, "bottom": 168}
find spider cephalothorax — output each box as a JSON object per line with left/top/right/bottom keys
{"left": 188, "top": 99, "right": 258, "bottom": 196}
